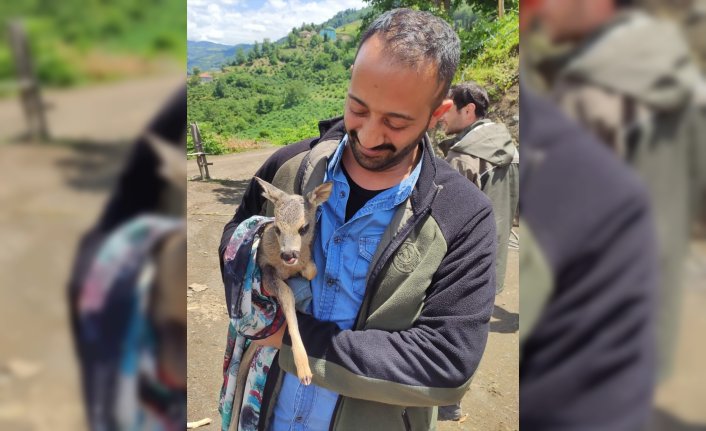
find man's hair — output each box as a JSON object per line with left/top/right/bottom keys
{"left": 448, "top": 82, "right": 490, "bottom": 118}
{"left": 614, "top": 0, "right": 634, "bottom": 8}
{"left": 357, "top": 8, "right": 460, "bottom": 107}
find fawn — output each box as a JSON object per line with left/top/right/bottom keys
{"left": 254, "top": 177, "right": 332, "bottom": 383}
{"left": 231, "top": 178, "right": 331, "bottom": 429}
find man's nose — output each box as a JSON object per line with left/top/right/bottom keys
{"left": 358, "top": 123, "right": 384, "bottom": 149}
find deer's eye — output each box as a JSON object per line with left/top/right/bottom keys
{"left": 274, "top": 226, "right": 281, "bottom": 235}
{"left": 298, "top": 224, "right": 309, "bottom": 235}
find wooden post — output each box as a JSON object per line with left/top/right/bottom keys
{"left": 498, "top": 0, "right": 505, "bottom": 19}
{"left": 8, "top": 20, "right": 49, "bottom": 142}
{"left": 189, "top": 123, "right": 212, "bottom": 180}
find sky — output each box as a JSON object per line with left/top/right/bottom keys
{"left": 188, "top": 0, "right": 368, "bottom": 46}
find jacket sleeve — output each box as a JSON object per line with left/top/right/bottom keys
{"left": 446, "top": 154, "right": 482, "bottom": 189}
{"left": 278, "top": 204, "right": 497, "bottom": 407}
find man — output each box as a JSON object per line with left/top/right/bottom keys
{"left": 220, "top": 9, "right": 496, "bottom": 431}
{"left": 536, "top": 0, "right": 706, "bottom": 380}
{"left": 439, "top": 82, "right": 519, "bottom": 295}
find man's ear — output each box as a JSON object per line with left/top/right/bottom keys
{"left": 254, "top": 177, "right": 286, "bottom": 204}
{"left": 464, "top": 102, "right": 477, "bottom": 122}
{"left": 429, "top": 99, "right": 454, "bottom": 129}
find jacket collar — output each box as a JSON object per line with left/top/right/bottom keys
{"left": 314, "top": 117, "right": 441, "bottom": 216}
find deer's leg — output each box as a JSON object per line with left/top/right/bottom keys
{"left": 263, "top": 266, "right": 313, "bottom": 385}
{"left": 300, "top": 260, "right": 317, "bottom": 281}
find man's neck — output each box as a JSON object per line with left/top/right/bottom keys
{"left": 341, "top": 144, "right": 421, "bottom": 191}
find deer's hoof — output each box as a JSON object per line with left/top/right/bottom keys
{"left": 298, "top": 369, "right": 313, "bottom": 386}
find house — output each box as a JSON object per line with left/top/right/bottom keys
{"left": 319, "top": 27, "right": 337, "bottom": 42}
{"left": 199, "top": 73, "right": 213, "bottom": 83}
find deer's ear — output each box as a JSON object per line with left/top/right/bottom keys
{"left": 254, "top": 177, "right": 286, "bottom": 204}
{"left": 307, "top": 182, "right": 333, "bottom": 206}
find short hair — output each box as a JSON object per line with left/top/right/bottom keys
{"left": 357, "top": 8, "right": 460, "bottom": 107}
{"left": 614, "top": 0, "right": 634, "bottom": 7}
{"left": 448, "top": 82, "right": 490, "bottom": 118}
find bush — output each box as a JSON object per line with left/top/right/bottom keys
{"left": 456, "top": 10, "right": 519, "bottom": 98}
{"left": 283, "top": 82, "right": 307, "bottom": 108}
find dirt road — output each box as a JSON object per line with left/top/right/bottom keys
{"left": 186, "top": 148, "right": 520, "bottom": 430}
{"left": 0, "top": 73, "right": 184, "bottom": 430}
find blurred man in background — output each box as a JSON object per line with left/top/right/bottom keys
{"left": 520, "top": 0, "right": 706, "bottom": 428}
{"left": 436, "top": 81, "right": 519, "bottom": 422}
{"left": 536, "top": 0, "right": 706, "bottom": 382}
{"left": 440, "top": 82, "right": 519, "bottom": 296}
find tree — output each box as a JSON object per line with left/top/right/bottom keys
{"left": 312, "top": 53, "right": 330, "bottom": 71}
{"left": 253, "top": 41, "right": 261, "bottom": 58}
{"left": 309, "top": 34, "right": 322, "bottom": 48}
{"left": 283, "top": 82, "right": 307, "bottom": 108}
{"left": 188, "top": 67, "right": 201, "bottom": 87}
{"left": 262, "top": 38, "right": 271, "bottom": 55}
{"left": 213, "top": 79, "right": 226, "bottom": 98}
{"left": 287, "top": 33, "right": 297, "bottom": 48}
{"left": 256, "top": 97, "right": 275, "bottom": 114}
{"left": 236, "top": 48, "right": 246, "bottom": 65}
{"left": 268, "top": 49, "right": 279, "bottom": 65}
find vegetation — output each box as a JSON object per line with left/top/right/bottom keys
{"left": 0, "top": 1, "right": 185, "bottom": 91}
{"left": 187, "top": 1, "right": 519, "bottom": 154}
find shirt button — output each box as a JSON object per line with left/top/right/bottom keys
{"left": 339, "top": 191, "right": 346, "bottom": 198}
{"left": 295, "top": 416, "right": 303, "bottom": 422}
{"left": 326, "top": 278, "right": 335, "bottom": 286}
{"left": 334, "top": 236, "right": 342, "bottom": 244}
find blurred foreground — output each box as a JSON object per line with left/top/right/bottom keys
{"left": 520, "top": 0, "right": 706, "bottom": 429}
{"left": 0, "top": 71, "right": 184, "bottom": 429}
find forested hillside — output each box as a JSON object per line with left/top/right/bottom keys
{"left": 187, "top": 1, "right": 519, "bottom": 155}
{"left": 187, "top": 41, "right": 252, "bottom": 73}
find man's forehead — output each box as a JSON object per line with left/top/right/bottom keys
{"left": 349, "top": 52, "right": 441, "bottom": 113}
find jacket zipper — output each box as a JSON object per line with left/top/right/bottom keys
{"left": 354, "top": 185, "right": 440, "bottom": 330}
{"left": 402, "top": 409, "right": 412, "bottom": 431}
{"left": 328, "top": 396, "right": 344, "bottom": 431}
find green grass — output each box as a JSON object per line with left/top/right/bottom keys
{"left": 456, "top": 10, "right": 519, "bottom": 100}
{"left": 0, "top": 1, "right": 185, "bottom": 90}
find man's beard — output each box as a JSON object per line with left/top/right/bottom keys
{"left": 347, "top": 125, "right": 428, "bottom": 172}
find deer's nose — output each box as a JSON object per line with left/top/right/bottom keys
{"left": 281, "top": 251, "right": 300, "bottom": 264}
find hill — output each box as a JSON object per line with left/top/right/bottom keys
{"left": 187, "top": 3, "right": 519, "bottom": 155}
{"left": 186, "top": 7, "right": 370, "bottom": 73}
{"left": 187, "top": 40, "right": 252, "bottom": 73}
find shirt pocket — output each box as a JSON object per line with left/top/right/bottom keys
{"left": 351, "top": 237, "right": 381, "bottom": 296}
{"left": 358, "top": 237, "right": 381, "bottom": 262}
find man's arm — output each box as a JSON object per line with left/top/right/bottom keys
{"left": 277, "top": 206, "right": 497, "bottom": 407}
{"left": 446, "top": 155, "right": 482, "bottom": 188}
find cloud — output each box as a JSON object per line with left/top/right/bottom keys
{"left": 188, "top": 0, "right": 367, "bottom": 45}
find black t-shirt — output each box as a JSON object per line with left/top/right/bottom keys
{"left": 341, "top": 164, "right": 388, "bottom": 222}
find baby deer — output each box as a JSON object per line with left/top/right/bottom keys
{"left": 255, "top": 177, "right": 332, "bottom": 384}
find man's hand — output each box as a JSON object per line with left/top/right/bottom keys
{"left": 252, "top": 323, "right": 287, "bottom": 349}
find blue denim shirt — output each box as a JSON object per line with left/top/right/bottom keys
{"left": 271, "top": 135, "right": 422, "bottom": 430}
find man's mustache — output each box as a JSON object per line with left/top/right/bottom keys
{"left": 349, "top": 131, "right": 396, "bottom": 153}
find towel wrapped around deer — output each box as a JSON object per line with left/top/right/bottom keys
{"left": 219, "top": 178, "right": 332, "bottom": 431}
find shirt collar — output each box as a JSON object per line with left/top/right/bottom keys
{"left": 326, "top": 134, "right": 423, "bottom": 206}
